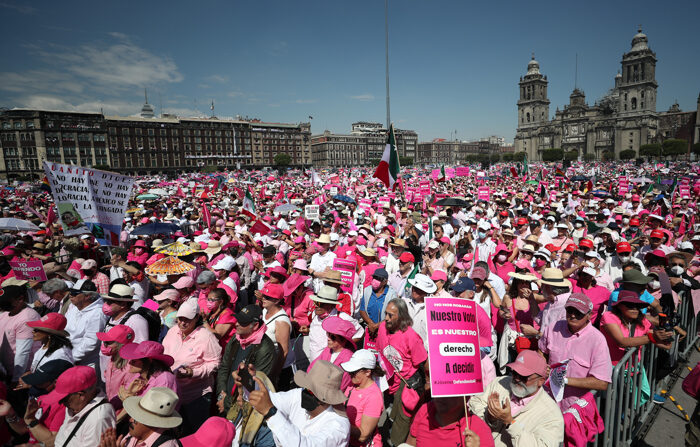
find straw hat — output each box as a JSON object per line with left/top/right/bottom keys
{"left": 322, "top": 270, "right": 344, "bottom": 285}
{"left": 102, "top": 284, "right": 137, "bottom": 302}
{"left": 538, "top": 268, "right": 572, "bottom": 287}
{"left": 123, "top": 387, "right": 182, "bottom": 429}
{"left": 316, "top": 234, "right": 331, "bottom": 244}
{"left": 508, "top": 271, "right": 538, "bottom": 282}
{"left": 359, "top": 247, "right": 377, "bottom": 258}
{"left": 204, "top": 240, "right": 222, "bottom": 256}
{"left": 310, "top": 285, "right": 340, "bottom": 305}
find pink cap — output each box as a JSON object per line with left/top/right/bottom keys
{"left": 81, "top": 259, "right": 97, "bottom": 270}
{"left": 321, "top": 316, "right": 356, "bottom": 348}
{"left": 506, "top": 350, "right": 548, "bottom": 377}
{"left": 140, "top": 217, "right": 149, "bottom": 224}
{"left": 54, "top": 366, "right": 97, "bottom": 399}
{"left": 470, "top": 267, "right": 487, "bottom": 281}
{"left": 119, "top": 341, "right": 175, "bottom": 367}
{"left": 632, "top": 194, "right": 640, "bottom": 201}
{"left": 133, "top": 240, "right": 147, "bottom": 248}
{"left": 172, "top": 276, "right": 195, "bottom": 289}
{"left": 430, "top": 270, "right": 447, "bottom": 282}
{"left": 292, "top": 259, "right": 308, "bottom": 271}
{"left": 27, "top": 312, "right": 67, "bottom": 332}
{"left": 439, "top": 236, "right": 451, "bottom": 245}
{"left": 154, "top": 289, "right": 181, "bottom": 302}
{"left": 179, "top": 417, "right": 236, "bottom": 447}
{"left": 97, "top": 324, "right": 135, "bottom": 344}
{"left": 141, "top": 299, "right": 159, "bottom": 312}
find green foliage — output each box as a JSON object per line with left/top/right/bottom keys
{"left": 693, "top": 142, "right": 700, "bottom": 155}
{"left": 399, "top": 156, "right": 414, "bottom": 166}
{"left": 640, "top": 143, "right": 662, "bottom": 157}
{"left": 274, "top": 153, "right": 292, "bottom": 166}
{"left": 502, "top": 153, "right": 514, "bottom": 162}
{"left": 202, "top": 165, "right": 218, "bottom": 173}
{"left": 619, "top": 149, "right": 637, "bottom": 160}
{"left": 542, "top": 148, "right": 564, "bottom": 162}
{"left": 583, "top": 153, "right": 596, "bottom": 161}
{"left": 92, "top": 164, "right": 112, "bottom": 171}
{"left": 564, "top": 150, "right": 578, "bottom": 161}
{"left": 601, "top": 150, "right": 615, "bottom": 161}
{"left": 662, "top": 139, "right": 687, "bottom": 156}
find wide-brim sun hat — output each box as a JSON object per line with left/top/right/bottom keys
{"left": 294, "top": 360, "right": 348, "bottom": 405}
{"left": 310, "top": 285, "right": 340, "bottom": 305}
{"left": 123, "top": 387, "right": 182, "bottom": 429}
{"left": 508, "top": 271, "right": 537, "bottom": 282}
{"left": 407, "top": 273, "right": 437, "bottom": 294}
{"left": 538, "top": 268, "right": 572, "bottom": 287}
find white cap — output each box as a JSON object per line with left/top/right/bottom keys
{"left": 584, "top": 250, "right": 601, "bottom": 259}
{"left": 556, "top": 223, "right": 568, "bottom": 229}
{"left": 680, "top": 241, "right": 694, "bottom": 251}
{"left": 427, "top": 240, "right": 440, "bottom": 249}
{"left": 581, "top": 267, "right": 597, "bottom": 277}
{"left": 330, "top": 233, "right": 339, "bottom": 242}
{"left": 348, "top": 230, "right": 358, "bottom": 236}
{"left": 341, "top": 349, "right": 377, "bottom": 372}
{"left": 478, "top": 221, "right": 491, "bottom": 231}
{"left": 213, "top": 256, "right": 236, "bottom": 271}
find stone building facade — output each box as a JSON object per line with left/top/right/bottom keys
{"left": 514, "top": 28, "right": 699, "bottom": 161}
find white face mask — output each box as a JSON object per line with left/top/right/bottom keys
{"left": 497, "top": 254, "right": 507, "bottom": 263}
{"left": 649, "top": 280, "right": 660, "bottom": 289}
{"left": 618, "top": 255, "right": 631, "bottom": 264}
{"left": 622, "top": 218, "right": 630, "bottom": 225}
{"left": 575, "top": 222, "right": 583, "bottom": 228}
{"left": 671, "top": 265, "right": 684, "bottom": 276}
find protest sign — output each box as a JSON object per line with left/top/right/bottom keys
{"left": 547, "top": 360, "right": 569, "bottom": 402}
{"left": 431, "top": 169, "right": 440, "bottom": 180}
{"left": 329, "top": 186, "right": 338, "bottom": 196}
{"left": 477, "top": 186, "right": 490, "bottom": 201}
{"left": 411, "top": 193, "right": 423, "bottom": 204}
{"left": 9, "top": 260, "right": 47, "bottom": 282}
{"left": 425, "top": 297, "right": 483, "bottom": 397}
{"left": 419, "top": 180, "right": 431, "bottom": 196}
{"left": 332, "top": 258, "right": 357, "bottom": 294}
{"left": 304, "top": 205, "right": 320, "bottom": 220}
{"left": 680, "top": 185, "right": 691, "bottom": 198}
{"left": 446, "top": 167, "right": 456, "bottom": 179}
{"left": 359, "top": 198, "right": 373, "bottom": 212}
{"left": 43, "top": 162, "right": 135, "bottom": 246}
{"left": 455, "top": 167, "right": 470, "bottom": 177}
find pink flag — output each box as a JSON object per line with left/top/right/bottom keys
{"left": 176, "top": 186, "right": 186, "bottom": 198}
{"left": 276, "top": 183, "right": 285, "bottom": 200}
{"left": 202, "top": 203, "right": 212, "bottom": 229}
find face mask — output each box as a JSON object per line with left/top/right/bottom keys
{"left": 535, "top": 259, "right": 546, "bottom": 268}
{"left": 618, "top": 255, "right": 630, "bottom": 263}
{"left": 649, "top": 280, "right": 660, "bottom": 289}
{"left": 100, "top": 344, "right": 116, "bottom": 356}
{"left": 371, "top": 279, "right": 382, "bottom": 291}
{"left": 134, "top": 248, "right": 144, "bottom": 255}
{"left": 301, "top": 390, "right": 321, "bottom": 412}
{"left": 670, "top": 266, "right": 684, "bottom": 276}
{"left": 497, "top": 254, "right": 507, "bottom": 263}
{"left": 102, "top": 302, "right": 115, "bottom": 317}
{"left": 478, "top": 231, "right": 487, "bottom": 240}
{"left": 622, "top": 218, "right": 630, "bottom": 225}
{"left": 587, "top": 261, "right": 596, "bottom": 269}
{"left": 575, "top": 222, "right": 583, "bottom": 228}
{"left": 205, "top": 300, "right": 219, "bottom": 312}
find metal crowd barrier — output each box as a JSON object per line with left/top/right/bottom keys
{"left": 592, "top": 290, "right": 699, "bottom": 446}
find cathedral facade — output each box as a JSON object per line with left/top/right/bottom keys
{"left": 514, "top": 28, "right": 688, "bottom": 161}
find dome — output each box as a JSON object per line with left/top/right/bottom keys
{"left": 630, "top": 27, "right": 649, "bottom": 51}
{"left": 527, "top": 54, "right": 540, "bottom": 75}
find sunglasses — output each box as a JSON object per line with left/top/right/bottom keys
{"left": 619, "top": 302, "right": 647, "bottom": 310}
{"left": 565, "top": 307, "right": 587, "bottom": 320}
{"left": 68, "top": 290, "right": 82, "bottom": 296}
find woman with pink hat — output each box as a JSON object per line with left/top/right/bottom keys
{"left": 127, "top": 240, "right": 149, "bottom": 268}
{"left": 281, "top": 272, "right": 315, "bottom": 330}
{"left": 116, "top": 341, "right": 178, "bottom": 415}
{"left": 307, "top": 316, "right": 356, "bottom": 391}
{"left": 259, "top": 283, "right": 291, "bottom": 359}
{"left": 25, "top": 313, "right": 73, "bottom": 374}
{"left": 97, "top": 324, "right": 135, "bottom": 407}
{"left": 490, "top": 242, "right": 515, "bottom": 284}
{"left": 153, "top": 289, "right": 182, "bottom": 332}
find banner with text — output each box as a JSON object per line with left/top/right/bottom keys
{"left": 332, "top": 258, "right": 357, "bottom": 294}
{"left": 9, "top": 260, "right": 47, "bottom": 282}
{"left": 43, "top": 162, "right": 135, "bottom": 246}
{"left": 426, "top": 297, "right": 483, "bottom": 397}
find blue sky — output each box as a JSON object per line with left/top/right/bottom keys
{"left": 1, "top": 0, "right": 698, "bottom": 142}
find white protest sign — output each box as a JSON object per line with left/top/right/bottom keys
{"left": 304, "top": 205, "right": 320, "bottom": 220}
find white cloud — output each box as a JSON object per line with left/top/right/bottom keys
{"left": 349, "top": 93, "right": 374, "bottom": 101}
{"left": 205, "top": 74, "right": 229, "bottom": 83}
{"left": 295, "top": 99, "right": 318, "bottom": 104}
{"left": 0, "top": 2, "right": 36, "bottom": 14}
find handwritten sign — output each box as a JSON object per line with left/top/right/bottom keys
{"left": 329, "top": 186, "right": 338, "bottom": 196}
{"left": 426, "top": 297, "right": 483, "bottom": 397}
{"left": 332, "top": 258, "right": 357, "bottom": 295}
{"left": 446, "top": 168, "right": 456, "bottom": 179}
{"left": 9, "top": 260, "right": 47, "bottom": 282}
{"left": 304, "top": 205, "right": 320, "bottom": 220}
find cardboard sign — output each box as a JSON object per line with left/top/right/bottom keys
{"left": 332, "top": 258, "right": 357, "bottom": 295}
{"left": 304, "top": 205, "right": 320, "bottom": 220}
{"left": 455, "top": 167, "right": 470, "bottom": 177}
{"left": 411, "top": 193, "right": 423, "bottom": 204}
{"left": 9, "top": 260, "right": 47, "bottom": 282}
{"left": 680, "top": 185, "right": 691, "bottom": 198}
{"left": 359, "top": 198, "right": 373, "bottom": 211}
{"left": 425, "top": 297, "right": 483, "bottom": 397}
{"left": 378, "top": 196, "right": 390, "bottom": 207}
{"left": 330, "top": 175, "right": 340, "bottom": 184}
{"left": 477, "top": 186, "right": 490, "bottom": 201}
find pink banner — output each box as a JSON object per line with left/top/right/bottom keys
{"left": 455, "top": 167, "right": 470, "bottom": 177}
{"left": 333, "top": 258, "right": 357, "bottom": 294}
{"left": 411, "top": 193, "right": 423, "bottom": 204}
{"left": 446, "top": 168, "right": 456, "bottom": 179}
{"left": 419, "top": 180, "right": 431, "bottom": 196}
{"left": 9, "top": 260, "right": 47, "bottom": 282}
{"left": 477, "top": 186, "right": 490, "bottom": 201}
{"left": 431, "top": 169, "right": 440, "bottom": 180}
{"left": 426, "top": 297, "right": 483, "bottom": 397}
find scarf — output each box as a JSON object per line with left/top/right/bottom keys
{"left": 236, "top": 322, "right": 268, "bottom": 349}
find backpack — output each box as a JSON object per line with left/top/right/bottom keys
{"left": 152, "top": 431, "right": 182, "bottom": 447}
{"left": 121, "top": 307, "right": 162, "bottom": 341}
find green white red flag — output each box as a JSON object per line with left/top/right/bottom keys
{"left": 373, "top": 124, "right": 400, "bottom": 190}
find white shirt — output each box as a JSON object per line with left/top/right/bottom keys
{"left": 308, "top": 309, "right": 363, "bottom": 362}
{"left": 108, "top": 266, "right": 124, "bottom": 283}
{"left": 267, "top": 388, "right": 351, "bottom": 447}
{"left": 30, "top": 345, "right": 73, "bottom": 372}
{"left": 309, "top": 251, "right": 337, "bottom": 292}
{"left": 64, "top": 300, "right": 108, "bottom": 368}
{"left": 54, "top": 391, "right": 116, "bottom": 447}
{"left": 263, "top": 308, "right": 292, "bottom": 347}
{"left": 404, "top": 298, "right": 428, "bottom": 350}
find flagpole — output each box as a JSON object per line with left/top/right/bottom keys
{"left": 385, "top": 0, "right": 391, "bottom": 129}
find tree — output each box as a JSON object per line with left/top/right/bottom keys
{"left": 564, "top": 150, "right": 578, "bottom": 161}
{"left": 202, "top": 165, "right": 218, "bottom": 173}
{"left": 274, "top": 153, "right": 292, "bottom": 166}
{"left": 693, "top": 142, "right": 700, "bottom": 155}
{"left": 92, "top": 164, "right": 111, "bottom": 171}
{"left": 513, "top": 151, "right": 527, "bottom": 160}
{"left": 640, "top": 143, "right": 662, "bottom": 158}
{"left": 502, "top": 153, "right": 514, "bottom": 162}
{"left": 619, "top": 149, "right": 637, "bottom": 160}
{"left": 399, "top": 156, "right": 414, "bottom": 166}
{"left": 602, "top": 150, "right": 615, "bottom": 161}
{"left": 542, "top": 148, "right": 564, "bottom": 162}
{"left": 583, "top": 153, "right": 596, "bottom": 162}
{"left": 662, "top": 139, "right": 687, "bottom": 157}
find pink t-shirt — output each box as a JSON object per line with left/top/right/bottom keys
{"left": 309, "top": 348, "right": 354, "bottom": 392}
{"left": 409, "top": 401, "right": 495, "bottom": 447}
{"left": 569, "top": 279, "right": 611, "bottom": 324}
{"left": 376, "top": 323, "right": 428, "bottom": 393}
{"left": 104, "top": 360, "right": 133, "bottom": 406}
{"left": 345, "top": 382, "right": 384, "bottom": 447}
{"left": 599, "top": 311, "right": 652, "bottom": 365}
{"left": 0, "top": 306, "right": 40, "bottom": 376}
{"left": 538, "top": 320, "right": 612, "bottom": 410}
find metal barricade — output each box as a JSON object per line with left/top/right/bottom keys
{"left": 593, "top": 290, "right": 700, "bottom": 446}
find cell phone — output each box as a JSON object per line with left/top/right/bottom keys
{"left": 238, "top": 366, "right": 256, "bottom": 392}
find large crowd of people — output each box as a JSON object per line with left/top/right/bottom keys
{"left": 0, "top": 160, "right": 698, "bottom": 447}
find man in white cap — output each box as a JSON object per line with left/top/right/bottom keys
{"left": 405, "top": 273, "right": 437, "bottom": 349}
{"left": 309, "top": 234, "right": 337, "bottom": 292}
{"left": 308, "top": 286, "right": 363, "bottom": 361}
{"left": 471, "top": 221, "right": 496, "bottom": 266}
{"left": 100, "top": 387, "right": 183, "bottom": 447}
{"left": 64, "top": 279, "right": 108, "bottom": 369}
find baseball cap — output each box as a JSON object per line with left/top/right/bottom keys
{"left": 506, "top": 350, "right": 548, "bottom": 377}
{"left": 22, "top": 359, "right": 74, "bottom": 387}
{"left": 341, "top": 349, "right": 377, "bottom": 372}
{"left": 430, "top": 270, "right": 448, "bottom": 282}
{"left": 172, "top": 277, "right": 195, "bottom": 289}
{"left": 616, "top": 241, "right": 632, "bottom": 253}
{"left": 153, "top": 289, "right": 181, "bottom": 303}
{"left": 427, "top": 240, "right": 440, "bottom": 250}
{"left": 97, "top": 324, "right": 135, "bottom": 344}
{"left": 399, "top": 252, "right": 415, "bottom": 263}
{"left": 622, "top": 269, "right": 652, "bottom": 285}
{"left": 176, "top": 300, "right": 199, "bottom": 319}
{"left": 452, "top": 277, "right": 475, "bottom": 294}
{"left": 564, "top": 244, "right": 578, "bottom": 252}
{"left": 650, "top": 229, "right": 664, "bottom": 239}
{"left": 372, "top": 268, "right": 389, "bottom": 280}
{"left": 565, "top": 293, "right": 593, "bottom": 314}
{"left": 54, "top": 366, "right": 97, "bottom": 400}
{"left": 235, "top": 304, "right": 263, "bottom": 326}
{"left": 470, "top": 267, "right": 487, "bottom": 281}
{"left": 261, "top": 283, "right": 284, "bottom": 301}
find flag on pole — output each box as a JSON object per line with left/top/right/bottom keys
{"left": 510, "top": 166, "right": 519, "bottom": 178}
{"left": 428, "top": 218, "right": 434, "bottom": 240}
{"left": 276, "top": 183, "right": 285, "bottom": 200}
{"left": 243, "top": 188, "right": 256, "bottom": 216}
{"left": 520, "top": 153, "right": 529, "bottom": 177}
{"left": 176, "top": 186, "right": 186, "bottom": 198}
{"left": 373, "top": 124, "right": 400, "bottom": 190}
{"left": 435, "top": 165, "right": 446, "bottom": 183}
{"left": 555, "top": 168, "right": 566, "bottom": 177}
{"left": 201, "top": 202, "right": 212, "bottom": 229}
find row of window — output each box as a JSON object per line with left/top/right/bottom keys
{"left": 2, "top": 121, "right": 35, "bottom": 130}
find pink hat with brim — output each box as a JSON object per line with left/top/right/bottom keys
{"left": 292, "top": 259, "right": 308, "bottom": 271}
{"left": 97, "top": 324, "right": 135, "bottom": 345}
{"left": 54, "top": 366, "right": 96, "bottom": 399}
{"left": 119, "top": 341, "right": 175, "bottom": 367}
{"left": 172, "top": 276, "right": 195, "bottom": 289}
{"left": 506, "top": 350, "right": 548, "bottom": 377}
{"left": 283, "top": 272, "right": 310, "bottom": 297}
{"left": 321, "top": 316, "right": 356, "bottom": 349}
{"left": 179, "top": 417, "right": 236, "bottom": 447}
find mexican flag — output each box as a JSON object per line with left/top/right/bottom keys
{"left": 428, "top": 218, "right": 434, "bottom": 240}
{"left": 435, "top": 165, "right": 446, "bottom": 183}
{"left": 520, "top": 153, "right": 529, "bottom": 177}
{"left": 242, "top": 187, "right": 256, "bottom": 217}
{"left": 373, "top": 124, "right": 400, "bottom": 190}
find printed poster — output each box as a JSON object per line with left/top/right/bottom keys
{"left": 425, "top": 297, "right": 483, "bottom": 397}
{"left": 9, "top": 260, "right": 47, "bottom": 282}
{"left": 332, "top": 258, "right": 357, "bottom": 294}
{"left": 43, "top": 162, "right": 134, "bottom": 246}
